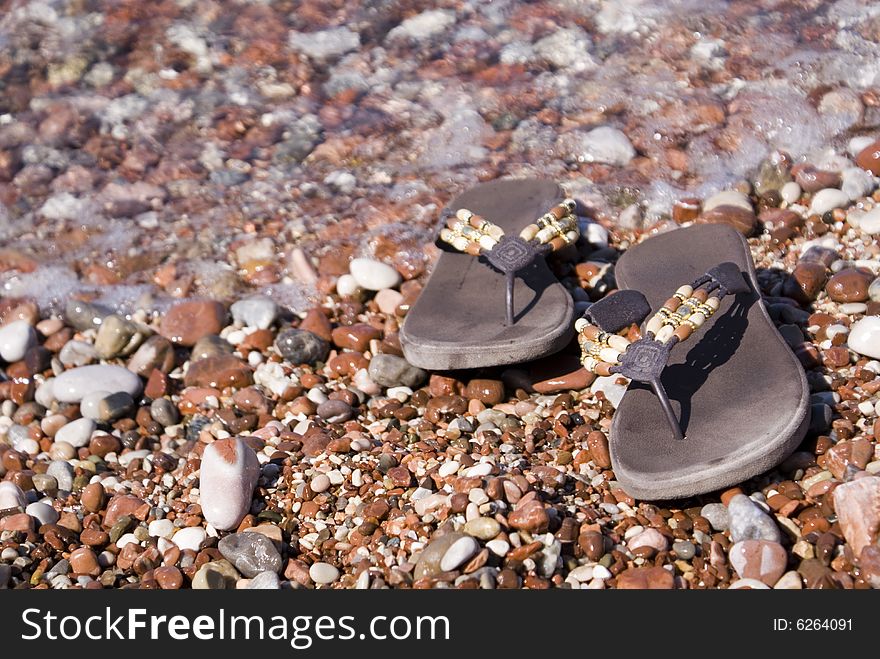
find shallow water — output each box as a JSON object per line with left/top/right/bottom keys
{"left": 0, "top": 0, "right": 878, "bottom": 312}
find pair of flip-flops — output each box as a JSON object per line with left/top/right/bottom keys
{"left": 400, "top": 179, "right": 809, "bottom": 500}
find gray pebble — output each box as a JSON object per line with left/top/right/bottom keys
{"left": 672, "top": 540, "right": 696, "bottom": 560}
{"left": 191, "top": 334, "right": 233, "bottom": 362}
{"left": 727, "top": 494, "right": 782, "bottom": 543}
{"left": 316, "top": 399, "right": 353, "bottom": 423}
{"left": 150, "top": 398, "right": 180, "bottom": 427}
{"left": 218, "top": 532, "right": 283, "bottom": 578}
{"left": 368, "top": 354, "right": 427, "bottom": 388}
{"left": 274, "top": 328, "right": 329, "bottom": 365}
{"left": 46, "top": 460, "right": 75, "bottom": 492}
{"left": 65, "top": 299, "right": 111, "bottom": 331}
{"left": 247, "top": 571, "right": 281, "bottom": 589}
{"left": 700, "top": 503, "right": 730, "bottom": 531}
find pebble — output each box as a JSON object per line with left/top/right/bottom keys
{"left": 855, "top": 139, "right": 880, "bottom": 175}
{"left": 192, "top": 560, "right": 239, "bottom": 589}
{"left": 68, "top": 547, "right": 100, "bottom": 577}
{"left": 58, "top": 340, "right": 97, "bottom": 367}
{"left": 729, "top": 540, "right": 787, "bottom": 586}
{"left": 703, "top": 190, "right": 753, "bottom": 212}
{"left": 727, "top": 494, "right": 782, "bottom": 543}
{"left": 148, "top": 519, "right": 175, "bottom": 538}
{"left": 230, "top": 296, "right": 278, "bottom": 330}
{"left": 464, "top": 517, "right": 501, "bottom": 540}
{"left": 825, "top": 268, "right": 871, "bottom": 303}
{"left": 309, "top": 562, "right": 340, "bottom": 584}
{"left": 0, "top": 320, "right": 37, "bottom": 362}
{"left": 199, "top": 437, "right": 261, "bottom": 530}
{"left": 566, "top": 126, "right": 635, "bottom": 166}
{"left": 184, "top": 354, "right": 254, "bottom": 389}
{"left": 440, "top": 536, "right": 479, "bottom": 571}
{"left": 375, "top": 289, "right": 404, "bottom": 315}
{"left": 52, "top": 365, "right": 142, "bottom": 402}
{"left": 150, "top": 398, "right": 179, "bottom": 426}
{"left": 65, "top": 300, "right": 110, "bottom": 331}
{"left": 172, "top": 526, "right": 207, "bottom": 552}
{"left": 127, "top": 335, "right": 176, "bottom": 376}
{"left": 46, "top": 461, "right": 74, "bottom": 492}
{"left": 349, "top": 258, "right": 401, "bottom": 290}
{"left": 94, "top": 314, "right": 140, "bottom": 359}
{"left": 773, "top": 571, "right": 803, "bottom": 589}
{"left": 246, "top": 571, "right": 281, "bottom": 589}
{"left": 0, "top": 481, "right": 26, "bottom": 509}
{"left": 335, "top": 274, "right": 360, "bottom": 297}
{"left": 54, "top": 417, "right": 95, "bottom": 448}
{"left": 672, "top": 540, "right": 695, "bottom": 560}
{"left": 698, "top": 205, "right": 757, "bottom": 235}
{"left": 274, "top": 328, "right": 329, "bottom": 365}
{"left": 310, "top": 473, "right": 331, "bottom": 493}
{"left": 218, "top": 532, "right": 282, "bottom": 577}
{"left": 628, "top": 528, "right": 669, "bottom": 553}
{"left": 154, "top": 566, "right": 184, "bottom": 590}
{"left": 780, "top": 181, "right": 801, "bottom": 204}
{"left": 832, "top": 476, "right": 880, "bottom": 556}
{"left": 841, "top": 167, "right": 875, "bottom": 201}
{"left": 160, "top": 300, "right": 227, "bottom": 346}
{"left": 80, "top": 390, "right": 134, "bottom": 421}
{"left": 590, "top": 375, "right": 627, "bottom": 408}
{"left": 848, "top": 316, "right": 880, "bottom": 359}
{"left": 809, "top": 188, "right": 849, "bottom": 216}
{"left": 414, "top": 532, "right": 466, "bottom": 579}
{"left": 368, "top": 353, "right": 427, "bottom": 388}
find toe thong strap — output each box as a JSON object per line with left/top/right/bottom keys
{"left": 439, "top": 199, "right": 579, "bottom": 326}
{"left": 576, "top": 261, "right": 749, "bottom": 440}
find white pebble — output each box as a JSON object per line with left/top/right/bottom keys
{"left": 856, "top": 207, "right": 880, "bottom": 235}
{"left": 809, "top": 188, "right": 849, "bottom": 216}
{"left": 0, "top": 320, "right": 37, "bottom": 362}
{"left": 230, "top": 296, "right": 278, "bottom": 330}
{"left": 440, "top": 536, "right": 479, "bottom": 571}
{"left": 54, "top": 418, "right": 96, "bottom": 448}
{"left": 52, "top": 365, "right": 142, "bottom": 403}
{"left": 116, "top": 533, "right": 140, "bottom": 549}
{"left": 336, "top": 274, "right": 361, "bottom": 297}
{"left": 148, "top": 519, "right": 175, "bottom": 538}
{"left": 486, "top": 539, "right": 509, "bottom": 557}
{"left": 780, "top": 181, "right": 801, "bottom": 204}
{"left": 349, "top": 258, "right": 401, "bottom": 291}
{"left": 172, "top": 526, "right": 207, "bottom": 551}
{"left": 310, "top": 473, "right": 331, "bottom": 493}
{"left": 0, "top": 482, "right": 26, "bottom": 509}
{"left": 309, "top": 562, "right": 340, "bottom": 584}
{"left": 199, "top": 438, "right": 261, "bottom": 530}
{"left": 26, "top": 502, "right": 59, "bottom": 526}
{"left": 848, "top": 316, "right": 880, "bottom": 360}
{"left": 704, "top": 190, "right": 752, "bottom": 212}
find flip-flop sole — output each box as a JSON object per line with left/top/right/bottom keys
{"left": 611, "top": 224, "right": 810, "bottom": 500}
{"left": 400, "top": 179, "right": 574, "bottom": 370}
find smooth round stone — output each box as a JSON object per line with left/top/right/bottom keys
{"left": 414, "top": 532, "right": 466, "bottom": 580}
{"left": 192, "top": 560, "right": 240, "bottom": 590}
{"left": 672, "top": 540, "right": 696, "bottom": 560}
{"left": 628, "top": 528, "right": 669, "bottom": 552}
{"left": 839, "top": 303, "right": 867, "bottom": 315}
{"left": 703, "top": 189, "right": 752, "bottom": 212}
{"left": 0, "top": 320, "right": 37, "bottom": 362}
{"left": 848, "top": 316, "right": 880, "bottom": 359}
{"left": 700, "top": 503, "right": 730, "bottom": 531}
{"left": 309, "top": 562, "right": 340, "bottom": 584}
{"left": 80, "top": 391, "right": 134, "bottom": 422}
{"left": 172, "top": 526, "right": 207, "bottom": 551}
{"left": 349, "top": 258, "right": 401, "bottom": 291}
{"left": 368, "top": 354, "right": 427, "bottom": 388}
{"left": 247, "top": 571, "right": 281, "bottom": 589}
{"left": 46, "top": 460, "right": 74, "bottom": 491}
{"left": 826, "top": 269, "right": 871, "bottom": 303}
{"left": 26, "top": 501, "right": 59, "bottom": 526}
{"left": 335, "top": 274, "right": 360, "bottom": 297}
{"left": 727, "top": 494, "right": 782, "bottom": 543}
{"left": 440, "top": 536, "right": 479, "bottom": 572}
{"left": 58, "top": 340, "right": 97, "bottom": 367}
{"left": 150, "top": 398, "right": 180, "bottom": 426}
{"left": 780, "top": 181, "right": 801, "bottom": 204}
{"left": 810, "top": 188, "right": 849, "bottom": 216}
{"left": 310, "top": 473, "right": 331, "bottom": 493}
{"left": 54, "top": 417, "right": 96, "bottom": 448}
{"left": 0, "top": 482, "right": 26, "bottom": 509}
{"left": 94, "top": 314, "right": 139, "bottom": 359}
{"left": 773, "top": 570, "right": 803, "bottom": 589}
{"left": 729, "top": 540, "right": 787, "bottom": 586}
{"left": 199, "top": 437, "right": 261, "bottom": 530}
{"left": 218, "top": 532, "right": 282, "bottom": 577}
{"left": 32, "top": 474, "right": 58, "bottom": 495}
{"left": 375, "top": 289, "right": 404, "bottom": 314}
{"left": 148, "top": 519, "right": 175, "bottom": 538}
{"left": 230, "top": 296, "right": 278, "bottom": 330}
{"left": 569, "top": 126, "right": 635, "bottom": 166}
{"left": 857, "top": 207, "right": 880, "bottom": 234}
{"left": 52, "top": 365, "right": 142, "bottom": 403}
{"left": 463, "top": 517, "right": 501, "bottom": 541}
{"left": 274, "top": 328, "right": 329, "bottom": 365}
{"left": 841, "top": 167, "right": 875, "bottom": 201}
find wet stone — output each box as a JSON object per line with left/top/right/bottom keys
{"left": 274, "top": 329, "right": 329, "bottom": 365}
{"left": 218, "top": 532, "right": 283, "bottom": 578}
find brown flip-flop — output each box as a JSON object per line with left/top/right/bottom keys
{"left": 401, "top": 179, "right": 577, "bottom": 370}
{"left": 576, "top": 224, "right": 810, "bottom": 499}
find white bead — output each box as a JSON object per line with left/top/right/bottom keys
{"left": 440, "top": 228, "right": 454, "bottom": 243}
{"left": 452, "top": 236, "right": 469, "bottom": 251}
{"left": 478, "top": 235, "right": 497, "bottom": 250}
{"left": 688, "top": 312, "right": 706, "bottom": 328}
{"left": 487, "top": 225, "right": 504, "bottom": 240}
{"left": 646, "top": 316, "right": 664, "bottom": 335}
{"left": 676, "top": 285, "right": 694, "bottom": 298}
{"left": 536, "top": 227, "right": 555, "bottom": 243}
{"left": 456, "top": 208, "right": 473, "bottom": 222}
{"left": 582, "top": 357, "right": 598, "bottom": 371}
{"left": 705, "top": 297, "right": 720, "bottom": 311}
{"left": 599, "top": 347, "right": 621, "bottom": 363}
{"left": 520, "top": 225, "right": 538, "bottom": 241}
{"left": 575, "top": 318, "right": 589, "bottom": 333}
{"left": 607, "top": 335, "right": 630, "bottom": 351}
{"left": 655, "top": 325, "right": 675, "bottom": 343}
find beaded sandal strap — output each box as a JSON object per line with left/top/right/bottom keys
{"left": 439, "top": 198, "right": 579, "bottom": 325}
{"left": 576, "top": 261, "right": 749, "bottom": 440}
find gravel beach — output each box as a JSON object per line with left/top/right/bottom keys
{"left": 1, "top": 0, "right": 880, "bottom": 589}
